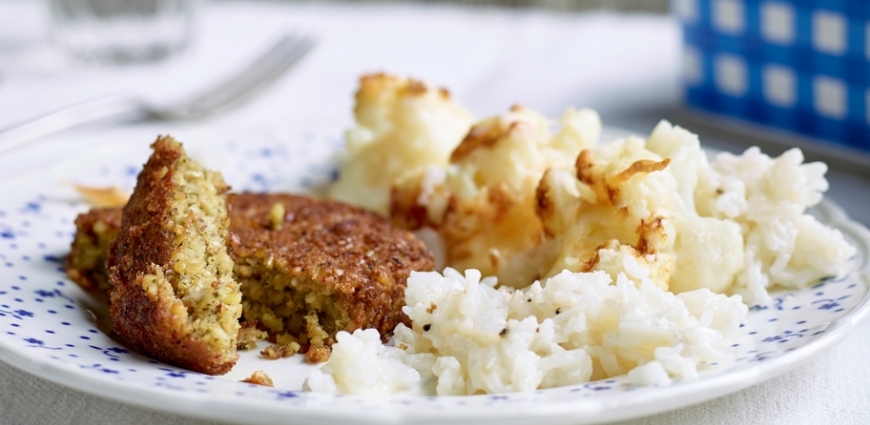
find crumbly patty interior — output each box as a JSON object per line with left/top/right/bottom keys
{"left": 160, "top": 157, "right": 241, "bottom": 357}
{"left": 239, "top": 266, "right": 345, "bottom": 350}
{"left": 68, "top": 236, "right": 105, "bottom": 282}
{"left": 228, "top": 193, "right": 436, "bottom": 362}
{"left": 66, "top": 209, "right": 120, "bottom": 292}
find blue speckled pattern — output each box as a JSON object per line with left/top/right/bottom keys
{"left": 0, "top": 131, "right": 868, "bottom": 424}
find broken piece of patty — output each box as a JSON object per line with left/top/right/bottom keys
{"left": 107, "top": 136, "right": 242, "bottom": 375}
{"left": 66, "top": 207, "right": 122, "bottom": 293}
{"left": 69, "top": 192, "right": 435, "bottom": 363}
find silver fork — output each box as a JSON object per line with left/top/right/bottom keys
{"left": 0, "top": 33, "right": 315, "bottom": 155}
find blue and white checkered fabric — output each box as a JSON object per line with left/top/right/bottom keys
{"left": 676, "top": 0, "right": 870, "bottom": 148}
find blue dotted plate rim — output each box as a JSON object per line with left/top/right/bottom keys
{"left": 0, "top": 127, "right": 868, "bottom": 425}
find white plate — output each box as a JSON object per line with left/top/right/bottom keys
{"left": 0, "top": 125, "right": 868, "bottom": 425}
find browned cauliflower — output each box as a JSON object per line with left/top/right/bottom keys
{"left": 330, "top": 74, "right": 853, "bottom": 307}
{"left": 535, "top": 136, "right": 678, "bottom": 290}
{"left": 390, "top": 106, "right": 602, "bottom": 287}
{"left": 329, "top": 74, "right": 474, "bottom": 214}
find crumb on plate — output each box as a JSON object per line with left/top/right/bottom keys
{"left": 242, "top": 370, "right": 274, "bottom": 387}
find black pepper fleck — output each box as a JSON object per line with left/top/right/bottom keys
{"left": 423, "top": 324, "right": 431, "bottom": 332}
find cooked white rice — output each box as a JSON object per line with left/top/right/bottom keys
{"left": 306, "top": 268, "right": 747, "bottom": 395}
{"left": 304, "top": 329, "right": 420, "bottom": 395}
{"left": 698, "top": 146, "right": 856, "bottom": 305}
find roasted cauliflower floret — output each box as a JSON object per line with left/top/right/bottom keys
{"left": 391, "top": 106, "right": 601, "bottom": 287}
{"left": 534, "top": 136, "right": 679, "bottom": 290}
{"left": 644, "top": 121, "right": 745, "bottom": 294}
{"left": 331, "top": 72, "right": 853, "bottom": 307}
{"left": 329, "top": 73, "right": 474, "bottom": 215}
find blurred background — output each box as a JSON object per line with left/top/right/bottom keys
{"left": 230, "top": 0, "right": 669, "bottom": 12}
{"left": 0, "top": 0, "right": 867, "bottom": 182}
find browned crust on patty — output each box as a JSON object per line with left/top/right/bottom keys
{"left": 66, "top": 207, "right": 122, "bottom": 292}
{"left": 107, "top": 136, "right": 236, "bottom": 375}
{"left": 228, "top": 193, "right": 434, "bottom": 346}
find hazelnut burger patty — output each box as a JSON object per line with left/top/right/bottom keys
{"left": 107, "top": 136, "right": 242, "bottom": 375}
{"left": 71, "top": 192, "right": 435, "bottom": 364}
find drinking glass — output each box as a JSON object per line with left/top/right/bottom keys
{"left": 48, "top": 0, "right": 195, "bottom": 63}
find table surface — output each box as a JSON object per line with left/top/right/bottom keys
{"left": 1, "top": 1, "right": 869, "bottom": 424}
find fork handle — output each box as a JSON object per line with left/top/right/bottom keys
{"left": 0, "top": 94, "right": 139, "bottom": 156}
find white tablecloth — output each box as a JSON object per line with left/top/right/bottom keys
{"left": 0, "top": 1, "right": 868, "bottom": 424}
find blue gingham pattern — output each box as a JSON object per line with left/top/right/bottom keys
{"left": 677, "top": 0, "right": 870, "bottom": 148}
